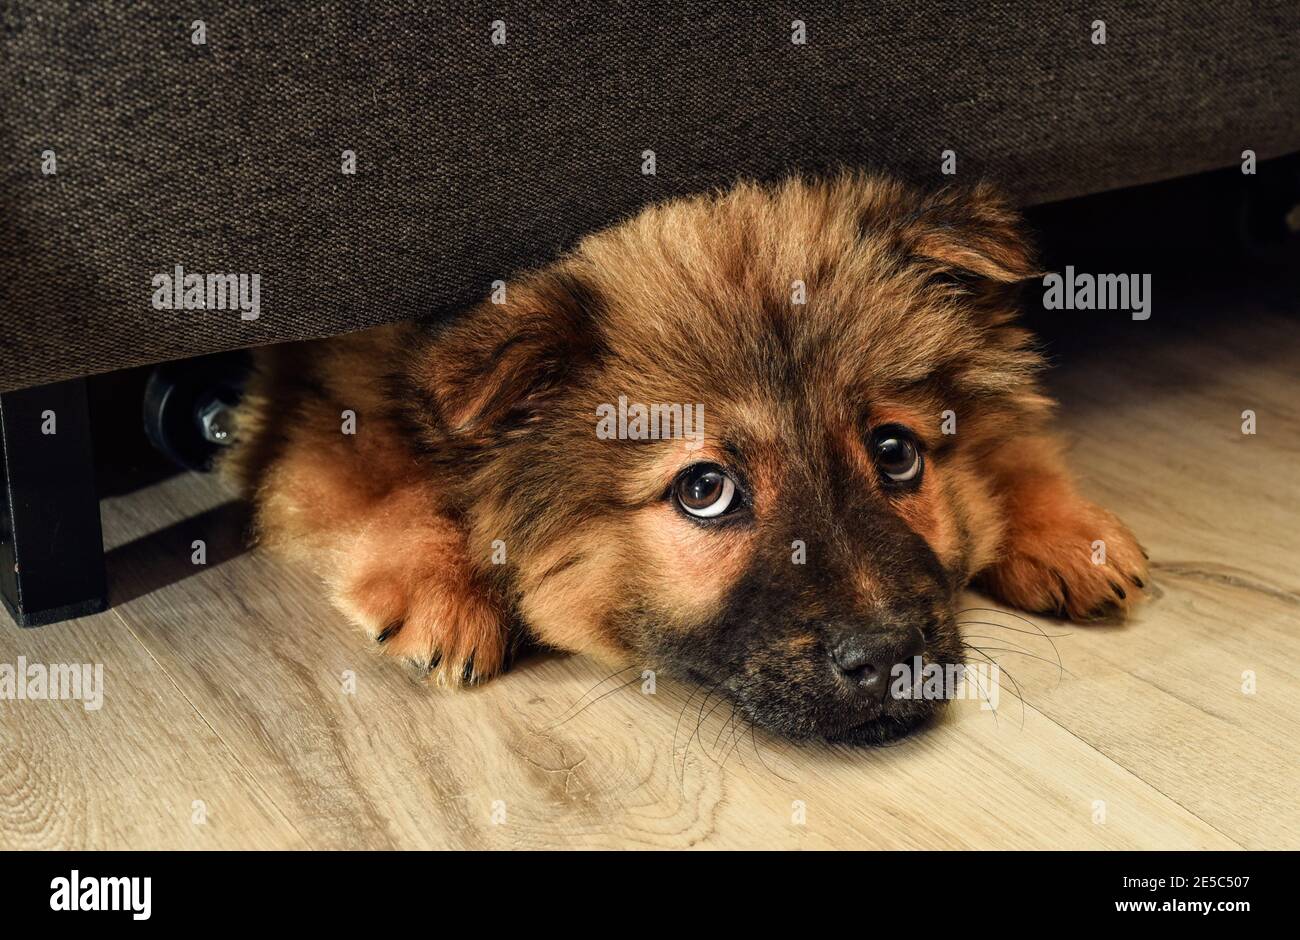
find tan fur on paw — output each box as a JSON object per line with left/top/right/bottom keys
{"left": 331, "top": 504, "right": 509, "bottom": 686}
{"left": 982, "top": 502, "right": 1149, "bottom": 621}
{"left": 339, "top": 565, "right": 507, "bottom": 685}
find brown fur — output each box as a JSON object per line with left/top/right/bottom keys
{"left": 222, "top": 173, "right": 1148, "bottom": 739}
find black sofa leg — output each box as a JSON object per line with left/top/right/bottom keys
{"left": 0, "top": 378, "right": 107, "bottom": 627}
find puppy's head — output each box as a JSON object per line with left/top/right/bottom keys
{"left": 408, "top": 175, "right": 1048, "bottom": 743}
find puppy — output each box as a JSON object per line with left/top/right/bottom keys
{"left": 224, "top": 174, "right": 1148, "bottom": 744}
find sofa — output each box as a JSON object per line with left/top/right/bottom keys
{"left": 2, "top": 1, "right": 1298, "bottom": 624}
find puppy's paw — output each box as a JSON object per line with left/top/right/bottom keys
{"left": 981, "top": 501, "right": 1149, "bottom": 622}
{"left": 337, "top": 556, "right": 508, "bottom": 686}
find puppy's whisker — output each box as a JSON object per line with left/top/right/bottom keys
{"left": 713, "top": 682, "right": 759, "bottom": 768}
{"left": 956, "top": 619, "right": 1071, "bottom": 639}
{"left": 962, "top": 644, "right": 1028, "bottom": 729}
{"left": 672, "top": 682, "right": 707, "bottom": 780}
{"left": 549, "top": 664, "right": 638, "bottom": 725}
{"left": 550, "top": 672, "right": 643, "bottom": 728}
{"left": 958, "top": 619, "right": 1068, "bottom": 672}
{"left": 720, "top": 713, "right": 749, "bottom": 769}
{"left": 960, "top": 632, "right": 1045, "bottom": 658}
{"left": 965, "top": 643, "right": 1076, "bottom": 676}
{"left": 748, "top": 723, "right": 783, "bottom": 781}
{"left": 966, "top": 658, "right": 999, "bottom": 727}
{"left": 967, "top": 642, "right": 1055, "bottom": 717}
{"left": 963, "top": 635, "right": 1065, "bottom": 700}
{"left": 706, "top": 708, "right": 737, "bottom": 766}
{"left": 677, "top": 678, "right": 725, "bottom": 785}
{"left": 711, "top": 702, "right": 738, "bottom": 752}
{"left": 687, "top": 680, "right": 728, "bottom": 772}
{"left": 713, "top": 680, "right": 795, "bottom": 783}
{"left": 957, "top": 615, "right": 1067, "bottom": 681}
{"left": 957, "top": 606, "right": 1051, "bottom": 629}
{"left": 567, "top": 663, "right": 639, "bottom": 704}
{"left": 721, "top": 710, "right": 761, "bottom": 774}
{"left": 696, "top": 694, "right": 734, "bottom": 764}
{"left": 677, "top": 652, "right": 754, "bottom": 778}
{"left": 957, "top": 607, "right": 1066, "bottom": 680}
{"left": 960, "top": 647, "right": 1016, "bottom": 727}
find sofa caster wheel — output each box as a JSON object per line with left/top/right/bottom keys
{"left": 142, "top": 353, "right": 249, "bottom": 471}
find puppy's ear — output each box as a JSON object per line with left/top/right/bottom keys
{"left": 418, "top": 269, "right": 604, "bottom": 441}
{"left": 905, "top": 182, "right": 1040, "bottom": 292}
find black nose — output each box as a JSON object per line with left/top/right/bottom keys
{"left": 829, "top": 626, "right": 926, "bottom": 698}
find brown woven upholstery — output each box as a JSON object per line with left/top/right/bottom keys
{"left": 3, "top": 2, "right": 1298, "bottom": 392}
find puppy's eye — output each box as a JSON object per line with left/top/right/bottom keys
{"left": 871, "top": 427, "right": 923, "bottom": 484}
{"left": 674, "top": 464, "right": 739, "bottom": 518}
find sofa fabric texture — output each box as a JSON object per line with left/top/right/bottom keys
{"left": 3, "top": 1, "right": 1299, "bottom": 392}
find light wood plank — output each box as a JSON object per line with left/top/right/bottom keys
{"left": 0, "top": 603, "right": 306, "bottom": 849}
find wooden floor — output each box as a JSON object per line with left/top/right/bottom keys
{"left": 2, "top": 275, "right": 1297, "bottom": 850}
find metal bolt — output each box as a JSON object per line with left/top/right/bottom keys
{"left": 195, "top": 393, "right": 238, "bottom": 446}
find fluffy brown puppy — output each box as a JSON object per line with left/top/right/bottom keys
{"left": 224, "top": 174, "right": 1148, "bottom": 744}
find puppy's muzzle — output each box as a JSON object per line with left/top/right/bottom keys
{"left": 824, "top": 620, "right": 926, "bottom": 702}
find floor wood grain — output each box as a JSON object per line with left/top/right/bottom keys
{"left": 2, "top": 277, "right": 1296, "bottom": 849}
{"left": 0, "top": 603, "right": 305, "bottom": 849}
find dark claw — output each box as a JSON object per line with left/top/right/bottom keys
{"left": 1054, "top": 572, "right": 1072, "bottom": 618}
{"left": 377, "top": 622, "right": 402, "bottom": 644}
{"left": 1111, "top": 583, "right": 1127, "bottom": 600}
{"left": 424, "top": 652, "right": 443, "bottom": 676}
{"left": 1089, "top": 602, "right": 1115, "bottom": 619}
{"left": 462, "top": 656, "right": 476, "bottom": 684}
{"left": 1132, "top": 576, "right": 1145, "bottom": 589}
